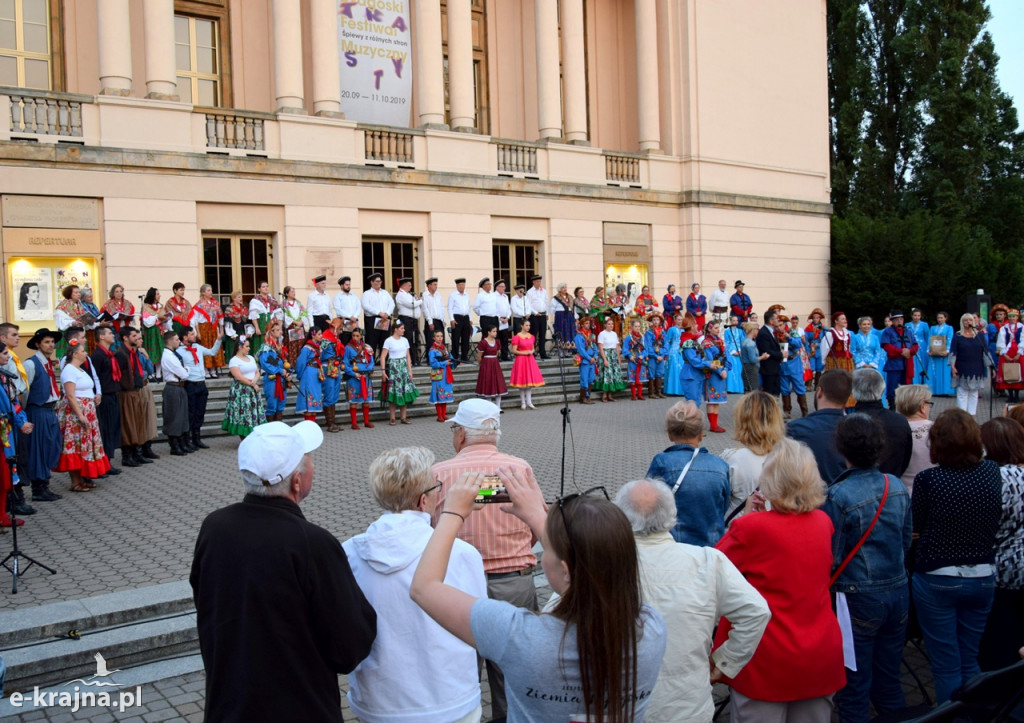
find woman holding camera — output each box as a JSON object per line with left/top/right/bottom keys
{"left": 411, "top": 467, "right": 666, "bottom": 723}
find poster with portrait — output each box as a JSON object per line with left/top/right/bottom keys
{"left": 12, "top": 267, "right": 54, "bottom": 321}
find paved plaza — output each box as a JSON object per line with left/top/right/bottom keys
{"left": 0, "top": 388, "right": 982, "bottom": 721}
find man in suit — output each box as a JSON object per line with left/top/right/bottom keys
{"left": 756, "top": 308, "right": 785, "bottom": 396}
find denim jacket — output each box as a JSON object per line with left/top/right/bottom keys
{"left": 646, "top": 444, "right": 731, "bottom": 547}
{"left": 823, "top": 467, "right": 912, "bottom": 594}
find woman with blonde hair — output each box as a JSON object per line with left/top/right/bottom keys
{"left": 950, "top": 312, "right": 991, "bottom": 415}
{"left": 895, "top": 384, "right": 934, "bottom": 494}
{"left": 721, "top": 392, "right": 785, "bottom": 518}
{"left": 713, "top": 438, "right": 845, "bottom": 721}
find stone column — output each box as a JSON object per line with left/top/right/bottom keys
{"left": 414, "top": 0, "right": 446, "bottom": 128}
{"left": 635, "top": 0, "right": 661, "bottom": 151}
{"left": 446, "top": 0, "right": 475, "bottom": 132}
{"left": 310, "top": 0, "right": 342, "bottom": 116}
{"left": 143, "top": 0, "right": 178, "bottom": 100}
{"left": 535, "top": 0, "right": 562, "bottom": 140}
{"left": 272, "top": 0, "right": 306, "bottom": 114}
{"left": 560, "top": 0, "right": 587, "bottom": 144}
{"left": 97, "top": 0, "right": 133, "bottom": 96}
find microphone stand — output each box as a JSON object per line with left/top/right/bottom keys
{"left": 552, "top": 330, "right": 572, "bottom": 498}
{"left": 1, "top": 459, "right": 56, "bottom": 593}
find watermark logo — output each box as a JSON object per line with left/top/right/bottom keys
{"left": 9, "top": 652, "right": 144, "bottom": 713}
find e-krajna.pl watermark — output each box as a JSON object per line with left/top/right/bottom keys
{"left": 8, "top": 685, "right": 144, "bottom": 713}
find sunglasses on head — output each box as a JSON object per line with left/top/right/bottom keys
{"left": 556, "top": 486, "right": 610, "bottom": 563}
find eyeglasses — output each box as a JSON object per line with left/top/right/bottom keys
{"left": 421, "top": 480, "right": 443, "bottom": 497}
{"left": 556, "top": 486, "right": 610, "bottom": 564}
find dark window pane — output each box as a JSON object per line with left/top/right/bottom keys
{"left": 218, "top": 267, "right": 231, "bottom": 295}
{"left": 251, "top": 239, "right": 267, "bottom": 266}
{"left": 240, "top": 238, "right": 254, "bottom": 266}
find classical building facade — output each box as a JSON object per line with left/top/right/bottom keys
{"left": 0, "top": 0, "right": 830, "bottom": 334}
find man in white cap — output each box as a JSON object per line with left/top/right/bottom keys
{"left": 190, "top": 421, "right": 376, "bottom": 722}
{"left": 431, "top": 398, "right": 537, "bottom": 719}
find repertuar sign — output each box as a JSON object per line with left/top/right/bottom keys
{"left": 337, "top": 0, "right": 412, "bottom": 127}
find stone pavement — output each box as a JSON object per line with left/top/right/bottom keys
{"left": 0, "top": 388, "right": 979, "bottom": 720}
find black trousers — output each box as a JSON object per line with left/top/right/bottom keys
{"left": 512, "top": 317, "right": 524, "bottom": 335}
{"left": 760, "top": 373, "right": 781, "bottom": 396}
{"left": 96, "top": 394, "right": 122, "bottom": 458}
{"left": 498, "top": 327, "right": 511, "bottom": 361}
{"left": 185, "top": 381, "right": 209, "bottom": 433}
{"left": 530, "top": 314, "right": 549, "bottom": 358}
{"left": 400, "top": 315, "right": 420, "bottom": 366}
{"left": 452, "top": 315, "right": 472, "bottom": 364}
{"left": 312, "top": 314, "right": 330, "bottom": 332}
{"left": 365, "top": 315, "right": 386, "bottom": 357}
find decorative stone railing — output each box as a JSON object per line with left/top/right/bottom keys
{"left": 203, "top": 108, "right": 269, "bottom": 151}
{"left": 605, "top": 152, "right": 641, "bottom": 184}
{"left": 6, "top": 89, "right": 85, "bottom": 138}
{"left": 495, "top": 141, "right": 538, "bottom": 174}
{"left": 363, "top": 127, "right": 414, "bottom": 163}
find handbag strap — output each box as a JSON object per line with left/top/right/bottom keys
{"left": 829, "top": 474, "right": 890, "bottom": 587}
{"left": 671, "top": 449, "right": 701, "bottom": 494}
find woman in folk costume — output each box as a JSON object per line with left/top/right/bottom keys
{"left": 164, "top": 282, "right": 193, "bottom": 335}
{"left": 54, "top": 284, "right": 87, "bottom": 359}
{"left": 101, "top": 284, "right": 136, "bottom": 350}
{"left": 633, "top": 285, "right": 659, "bottom": 327}
{"left": 343, "top": 329, "right": 376, "bottom": 430}
{"left": 663, "top": 285, "right": 683, "bottom": 329}
{"left": 0, "top": 342, "right": 30, "bottom": 526}
{"left": 141, "top": 287, "right": 172, "bottom": 381}
{"left": 191, "top": 284, "right": 225, "bottom": 378}
{"left": 56, "top": 338, "right": 111, "bottom": 490}
{"left": 644, "top": 311, "right": 666, "bottom": 399}
{"left": 589, "top": 286, "right": 611, "bottom": 328}
{"left": 928, "top": 311, "right": 955, "bottom": 396}
{"left": 80, "top": 288, "right": 101, "bottom": 351}
{"left": 723, "top": 316, "right": 747, "bottom": 395}
{"left": 779, "top": 316, "right": 809, "bottom": 420}
{"left": 679, "top": 312, "right": 711, "bottom": 408}
{"left": 248, "top": 280, "right": 280, "bottom": 354}
{"left": 551, "top": 283, "right": 577, "bottom": 354}
{"left": 996, "top": 308, "right": 1024, "bottom": 403}
{"left": 294, "top": 327, "right": 325, "bottom": 423}
{"left": 430, "top": 329, "right": 457, "bottom": 421}
{"left": 989, "top": 303, "right": 1009, "bottom": 367}
{"left": 609, "top": 284, "right": 629, "bottom": 338}
{"left": 319, "top": 319, "right": 345, "bottom": 433}
{"left": 572, "top": 286, "right": 590, "bottom": 321}
{"left": 574, "top": 317, "right": 598, "bottom": 404}
{"left": 257, "top": 318, "right": 290, "bottom": 422}
{"left": 663, "top": 312, "right": 686, "bottom": 396}
{"left": 701, "top": 319, "right": 731, "bottom": 432}
{"left": 594, "top": 316, "right": 626, "bottom": 402}
{"left": 821, "top": 311, "right": 855, "bottom": 375}
{"left": 222, "top": 290, "right": 250, "bottom": 362}
{"left": 280, "top": 285, "right": 310, "bottom": 366}
{"left": 622, "top": 319, "right": 649, "bottom": 401}
{"left": 685, "top": 283, "right": 708, "bottom": 331}
{"left": 804, "top": 308, "right": 827, "bottom": 389}
{"left": 908, "top": 308, "right": 931, "bottom": 386}
{"left": 381, "top": 320, "right": 419, "bottom": 425}
{"left": 474, "top": 325, "right": 507, "bottom": 411}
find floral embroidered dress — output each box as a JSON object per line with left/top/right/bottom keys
{"left": 344, "top": 341, "right": 375, "bottom": 404}
{"left": 223, "top": 301, "right": 250, "bottom": 360}
{"left": 54, "top": 297, "right": 86, "bottom": 358}
{"left": 101, "top": 297, "right": 136, "bottom": 349}
{"left": 141, "top": 303, "right": 168, "bottom": 363}
{"left": 248, "top": 293, "right": 280, "bottom": 354}
{"left": 295, "top": 339, "right": 325, "bottom": 413}
{"left": 430, "top": 342, "right": 457, "bottom": 403}
{"left": 191, "top": 297, "right": 225, "bottom": 370}
{"left": 702, "top": 333, "right": 732, "bottom": 404}
{"left": 281, "top": 299, "right": 310, "bottom": 366}
{"left": 222, "top": 354, "right": 265, "bottom": 437}
{"left": 595, "top": 330, "right": 627, "bottom": 392}
{"left": 55, "top": 364, "right": 111, "bottom": 479}
{"left": 383, "top": 336, "right": 419, "bottom": 406}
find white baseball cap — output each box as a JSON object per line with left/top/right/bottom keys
{"left": 238, "top": 421, "right": 324, "bottom": 485}
{"left": 452, "top": 398, "right": 500, "bottom": 429}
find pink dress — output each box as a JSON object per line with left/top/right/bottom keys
{"left": 509, "top": 334, "right": 545, "bottom": 388}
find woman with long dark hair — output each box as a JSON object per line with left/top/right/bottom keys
{"left": 411, "top": 467, "right": 666, "bottom": 723}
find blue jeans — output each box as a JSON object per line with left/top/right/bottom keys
{"left": 912, "top": 572, "right": 995, "bottom": 703}
{"left": 836, "top": 586, "right": 909, "bottom": 723}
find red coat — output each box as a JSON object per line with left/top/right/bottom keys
{"left": 713, "top": 509, "right": 845, "bottom": 702}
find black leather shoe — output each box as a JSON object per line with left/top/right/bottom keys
{"left": 122, "top": 448, "right": 141, "bottom": 468}
{"left": 12, "top": 500, "right": 36, "bottom": 515}
{"left": 141, "top": 442, "right": 160, "bottom": 460}
{"left": 105, "top": 467, "right": 122, "bottom": 476}
{"left": 193, "top": 433, "right": 209, "bottom": 450}
{"left": 181, "top": 436, "right": 197, "bottom": 453}
{"left": 31, "top": 488, "right": 61, "bottom": 502}
{"left": 169, "top": 438, "right": 186, "bottom": 456}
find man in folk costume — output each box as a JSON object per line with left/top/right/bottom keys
{"left": 361, "top": 272, "right": 395, "bottom": 360}
{"left": 115, "top": 327, "right": 156, "bottom": 468}
{"left": 160, "top": 331, "right": 193, "bottom": 456}
{"left": 729, "top": 281, "right": 753, "bottom": 324}
{"left": 165, "top": 282, "right": 194, "bottom": 336}
{"left": 804, "top": 308, "right": 827, "bottom": 390}
{"left": 644, "top": 311, "right": 666, "bottom": 399}
{"left": 996, "top": 308, "right": 1024, "bottom": 403}
{"left": 622, "top": 320, "right": 649, "bottom": 401}
{"left": 779, "top": 316, "right": 809, "bottom": 420}
{"left": 880, "top": 309, "right": 919, "bottom": 409}
{"left": 708, "top": 279, "right": 731, "bottom": 327}
{"left": 90, "top": 325, "right": 126, "bottom": 475}
{"left": 0, "top": 324, "right": 36, "bottom": 515}
{"left": 307, "top": 275, "right": 333, "bottom": 332}
{"left": 332, "top": 276, "right": 362, "bottom": 346}
{"left": 343, "top": 329, "right": 376, "bottom": 430}
{"left": 574, "top": 318, "right": 597, "bottom": 405}
{"left": 319, "top": 319, "right": 345, "bottom": 433}
{"left": 295, "top": 328, "right": 325, "bottom": 423}
{"left": 249, "top": 281, "right": 280, "bottom": 354}
{"left": 177, "top": 326, "right": 224, "bottom": 450}
{"left": 258, "top": 320, "right": 290, "bottom": 423}
{"left": 0, "top": 342, "right": 31, "bottom": 527}
{"left": 22, "top": 328, "right": 64, "bottom": 503}
{"left": 190, "top": 284, "right": 225, "bottom": 378}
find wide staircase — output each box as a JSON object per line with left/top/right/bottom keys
{"left": 153, "top": 354, "right": 593, "bottom": 439}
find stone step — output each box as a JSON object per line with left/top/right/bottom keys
{"left": 0, "top": 581, "right": 197, "bottom": 694}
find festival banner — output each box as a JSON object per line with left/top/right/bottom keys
{"left": 337, "top": 0, "right": 413, "bottom": 127}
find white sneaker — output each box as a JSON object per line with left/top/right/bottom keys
{"left": 527, "top": 403, "right": 536, "bottom": 409}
